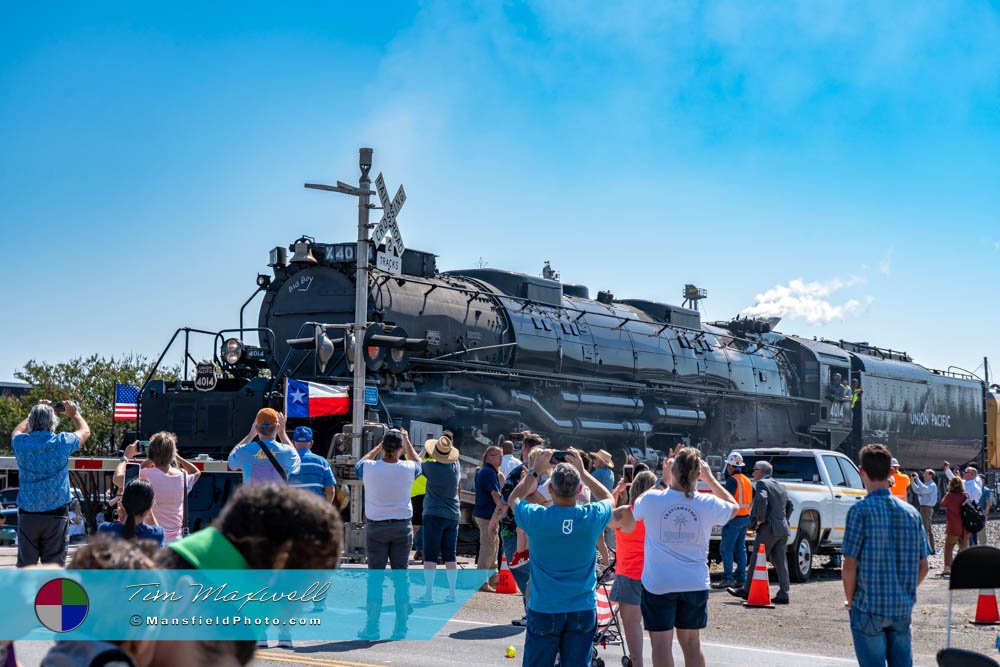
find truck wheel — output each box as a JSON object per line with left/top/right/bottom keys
{"left": 789, "top": 531, "right": 813, "bottom": 582}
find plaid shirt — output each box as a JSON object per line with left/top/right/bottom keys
{"left": 843, "top": 488, "right": 930, "bottom": 619}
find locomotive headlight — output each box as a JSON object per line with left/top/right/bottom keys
{"left": 223, "top": 338, "right": 244, "bottom": 366}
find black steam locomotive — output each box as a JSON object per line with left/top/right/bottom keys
{"left": 140, "top": 238, "right": 987, "bottom": 471}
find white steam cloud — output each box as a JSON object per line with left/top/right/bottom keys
{"left": 742, "top": 278, "right": 872, "bottom": 325}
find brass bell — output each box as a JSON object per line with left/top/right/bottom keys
{"left": 290, "top": 240, "right": 317, "bottom": 264}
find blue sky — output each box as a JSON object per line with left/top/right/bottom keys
{"left": 1, "top": 2, "right": 998, "bottom": 383}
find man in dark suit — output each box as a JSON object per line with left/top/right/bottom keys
{"left": 728, "top": 460, "right": 794, "bottom": 604}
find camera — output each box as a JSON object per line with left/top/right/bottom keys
{"left": 52, "top": 402, "right": 65, "bottom": 413}
{"left": 550, "top": 450, "right": 571, "bottom": 464}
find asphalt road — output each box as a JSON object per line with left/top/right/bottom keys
{"left": 9, "top": 528, "right": 1000, "bottom": 666}
{"left": 7, "top": 577, "right": 997, "bottom": 667}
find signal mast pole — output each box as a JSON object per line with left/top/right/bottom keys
{"left": 305, "top": 147, "right": 374, "bottom": 461}
{"left": 352, "top": 148, "right": 373, "bottom": 458}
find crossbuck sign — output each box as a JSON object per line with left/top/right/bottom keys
{"left": 371, "top": 173, "right": 406, "bottom": 275}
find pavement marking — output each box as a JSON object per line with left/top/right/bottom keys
{"left": 700, "top": 642, "right": 857, "bottom": 663}
{"left": 256, "top": 651, "right": 383, "bottom": 667}
{"left": 442, "top": 618, "right": 856, "bottom": 664}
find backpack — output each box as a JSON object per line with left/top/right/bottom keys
{"left": 960, "top": 496, "right": 986, "bottom": 534}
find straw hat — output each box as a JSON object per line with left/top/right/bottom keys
{"left": 424, "top": 434, "right": 459, "bottom": 464}
{"left": 593, "top": 449, "right": 615, "bottom": 469}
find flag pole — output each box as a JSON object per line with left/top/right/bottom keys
{"left": 110, "top": 383, "right": 116, "bottom": 456}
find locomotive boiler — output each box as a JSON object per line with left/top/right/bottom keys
{"left": 140, "top": 237, "right": 989, "bottom": 472}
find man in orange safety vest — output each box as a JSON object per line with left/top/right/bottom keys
{"left": 889, "top": 457, "right": 910, "bottom": 503}
{"left": 713, "top": 452, "right": 755, "bottom": 589}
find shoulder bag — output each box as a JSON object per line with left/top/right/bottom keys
{"left": 256, "top": 440, "right": 288, "bottom": 482}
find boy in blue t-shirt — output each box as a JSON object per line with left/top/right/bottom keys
{"left": 228, "top": 408, "right": 301, "bottom": 486}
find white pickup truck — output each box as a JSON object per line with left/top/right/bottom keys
{"left": 709, "top": 447, "right": 867, "bottom": 582}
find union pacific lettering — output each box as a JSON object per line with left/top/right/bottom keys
{"left": 909, "top": 413, "right": 951, "bottom": 428}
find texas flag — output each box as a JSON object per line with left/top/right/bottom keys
{"left": 285, "top": 379, "right": 350, "bottom": 418}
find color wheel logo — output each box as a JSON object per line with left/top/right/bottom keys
{"left": 35, "top": 578, "right": 89, "bottom": 632}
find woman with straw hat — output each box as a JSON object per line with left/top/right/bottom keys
{"left": 420, "top": 432, "right": 461, "bottom": 601}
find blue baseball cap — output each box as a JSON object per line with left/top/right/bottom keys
{"left": 293, "top": 426, "right": 314, "bottom": 443}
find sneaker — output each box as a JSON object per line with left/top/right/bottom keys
{"left": 256, "top": 640, "right": 269, "bottom": 648}
{"left": 276, "top": 639, "right": 293, "bottom": 649}
{"left": 509, "top": 550, "right": 530, "bottom": 569}
{"left": 511, "top": 615, "right": 527, "bottom": 627}
{"left": 480, "top": 583, "right": 497, "bottom": 593}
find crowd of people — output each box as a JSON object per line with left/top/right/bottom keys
{"left": 5, "top": 396, "right": 996, "bottom": 667}
{"left": 8, "top": 401, "right": 344, "bottom": 666}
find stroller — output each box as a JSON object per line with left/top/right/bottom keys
{"left": 591, "top": 551, "right": 632, "bottom": 667}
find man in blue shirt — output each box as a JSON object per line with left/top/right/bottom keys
{"left": 474, "top": 446, "right": 503, "bottom": 592}
{"left": 287, "top": 427, "right": 336, "bottom": 503}
{"left": 510, "top": 449, "right": 632, "bottom": 667}
{"left": 909, "top": 468, "right": 939, "bottom": 554}
{"left": 228, "top": 408, "right": 301, "bottom": 486}
{"left": 843, "top": 444, "right": 929, "bottom": 667}
{"left": 11, "top": 400, "right": 90, "bottom": 567}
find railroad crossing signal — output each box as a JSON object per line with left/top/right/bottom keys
{"left": 371, "top": 173, "right": 406, "bottom": 257}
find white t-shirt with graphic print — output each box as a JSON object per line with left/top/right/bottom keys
{"left": 633, "top": 488, "right": 733, "bottom": 594}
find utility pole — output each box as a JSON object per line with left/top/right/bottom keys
{"left": 305, "top": 147, "right": 374, "bottom": 460}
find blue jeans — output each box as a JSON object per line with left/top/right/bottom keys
{"left": 850, "top": 608, "right": 912, "bottom": 667}
{"left": 524, "top": 608, "right": 596, "bottom": 667}
{"left": 719, "top": 515, "right": 749, "bottom": 583}
{"left": 501, "top": 528, "right": 530, "bottom": 610}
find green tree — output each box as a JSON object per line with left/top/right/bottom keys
{"left": 0, "top": 355, "right": 180, "bottom": 456}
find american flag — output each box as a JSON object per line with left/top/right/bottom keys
{"left": 114, "top": 383, "right": 140, "bottom": 421}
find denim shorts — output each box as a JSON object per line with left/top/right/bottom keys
{"left": 422, "top": 514, "right": 458, "bottom": 563}
{"left": 609, "top": 574, "right": 643, "bottom": 606}
{"left": 640, "top": 588, "right": 709, "bottom": 632}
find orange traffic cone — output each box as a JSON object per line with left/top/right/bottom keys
{"left": 496, "top": 555, "right": 519, "bottom": 595}
{"left": 971, "top": 589, "right": 1000, "bottom": 625}
{"left": 744, "top": 543, "right": 774, "bottom": 609}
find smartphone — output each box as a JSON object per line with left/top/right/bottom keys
{"left": 134, "top": 440, "right": 149, "bottom": 456}
{"left": 52, "top": 402, "right": 65, "bottom": 413}
{"left": 550, "top": 450, "right": 571, "bottom": 464}
{"left": 622, "top": 464, "right": 634, "bottom": 483}
{"left": 124, "top": 462, "right": 141, "bottom": 487}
